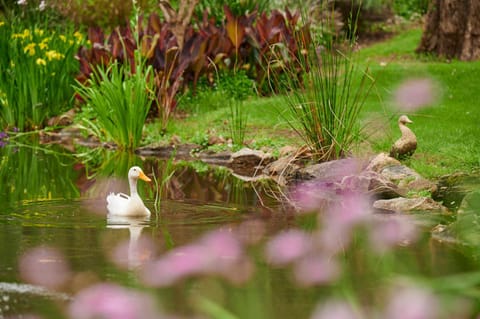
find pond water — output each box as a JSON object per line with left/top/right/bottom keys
{"left": 0, "top": 144, "right": 478, "bottom": 318}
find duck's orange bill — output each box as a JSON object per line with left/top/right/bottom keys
{"left": 139, "top": 171, "right": 152, "bottom": 182}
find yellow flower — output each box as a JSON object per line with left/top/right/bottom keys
{"left": 23, "top": 43, "right": 36, "bottom": 56}
{"left": 73, "top": 31, "right": 84, "bottom": 43}
{"left": 45, "top": 50, "right": 64, "bottom": 61}
{"left": 12, "top": 29, "right": 32, "bottom": 40}
{"left": 36, "top": 58, "right": 47, "bottom": 66}
{"left": 59, "top": 35, "right": 67, "bottom": 42}
{"left": 34, "top": 28, "right": 44, "bottom": 36}
{"left": 38, "top": 41, "right": 48, "bottom": 50}
{"left": 0, "top": 21, "right": 5, "bottom": 27}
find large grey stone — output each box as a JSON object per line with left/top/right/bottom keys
{"left": 295, "top": 158, "right": 366, "bottom": 182}
{"left": 373, "top": 197, "right": 448, "bottom": 213}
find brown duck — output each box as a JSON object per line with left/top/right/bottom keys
{"left": 390, "top": 115, "right": 417, "bottom": 159}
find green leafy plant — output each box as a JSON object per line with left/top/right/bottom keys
{"left": 74, "top": 57, "right": 154, "bottom": 150}
{"left": 0, "top": 20, "right": 83, "bottom": 130}
{"left": 76, "top": 7, "right": 310, "bottom": 121}
{"left": 279, "top": 8, "right": 374, "bottom": 161}
{"left": 228, "top": 99, "right": 248, "bottom": 147}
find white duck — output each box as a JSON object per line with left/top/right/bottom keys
{"left": 106, "top": 166, "right": 151, "bottom": 216}
{"left": 390, "top": 115, "right": 417, "bottom": 159}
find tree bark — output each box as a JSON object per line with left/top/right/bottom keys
{"left": 417, "top": 0, "right": 480, "bottom": 60}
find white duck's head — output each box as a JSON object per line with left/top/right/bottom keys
{"left": 398, "top": 115, "right": 413, "bottom": 125}
{"left": 128, "top": 166, "right": 151, "bottom": 182}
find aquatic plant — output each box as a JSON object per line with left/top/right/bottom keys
{"left": 74, "top": 58, "right": 154, "bottom": 150}
{"left": 0, "top": 21, "right": 83, "bottom": 130}
{"left": 279, "top": 8, "right": 374, "bottom": 161}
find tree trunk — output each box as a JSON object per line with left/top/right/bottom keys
{"left": 417, "top": 0, "right": 480, "bottom": 60}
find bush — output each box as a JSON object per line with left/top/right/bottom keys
{"left": 392, "top": 0, "right": 430, "bottom": 18}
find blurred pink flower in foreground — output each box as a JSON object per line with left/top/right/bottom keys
{"left": 369, "top": 216, "right": 418, "bottom": 253}
{"left": 394, "top": 78, "right": 438, "bottom": 111}
{"left": 141, "top": 229, "right": 250, "bottom": 286}
{"left": 291, "top": 159, "right": 364, "bottom": 213}
{"left": 265, "top": 229, "right": 313, "bottom": 266}
{"left": 310, "top": 299, "right": 362, "bottom": 319}
{"left": 69, "top": 283, "right": 159, "bottom": 319}
{"left": 384, "top": 286, "right": 439, "bottom": 319}
{"left": 293, "top": 255, "right": 340, "bottom": 287}
{"left": 19, "top": 246, "right": 71, "bottom": 290}
{"left": 318, "top": 192, "right": 372, "bottom": 253}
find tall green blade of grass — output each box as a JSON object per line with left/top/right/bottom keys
{"left": 75, "top": 58, "right": 154, "bottom": 150}
{"left": 228, "top": 99, "right": 248, "bottom": 147}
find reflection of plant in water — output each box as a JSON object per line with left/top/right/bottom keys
{"left": 0, "top": 144, "right": 80, "bottom": 204}
{"left": 152, "top": 157, "right": 175, "bottom": 215}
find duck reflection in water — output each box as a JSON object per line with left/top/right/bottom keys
{"left": 107, "top": 215, "right": 153, "bottom": 270}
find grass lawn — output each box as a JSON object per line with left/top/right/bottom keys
{"left": 145, "top": 27, "right": 480, "bottom": 179}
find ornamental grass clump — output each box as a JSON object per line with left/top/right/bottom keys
{"left": 0, "top": 21, "right": 83, "bottom": 130}
{"left": 75, "top": 58, "right": 155, "bottom": 150}
{"left": 280, "top": 8, "right": 374, "bottom": 161}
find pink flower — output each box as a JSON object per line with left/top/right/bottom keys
{"left": 369, "top": 216, "right": 418, "bottom": 253}
{"left": 394, "top": 78, "right": 438, "bottom": 111}
{"left": 325, "top": 192, "right": 372, "bottom": 228}
{"left": 69, "top": 283, "right": 160, "bottom": 319}
{"left": 293, "top": 255, "right": 340, "bottom": 287}
{"left": 310, "top": 299, "right": 362, "bottom": 319}
{"left": 141, "top": 229, "right": 249, "bottom": 286}
{"left": 384, "top": 286, "right": 439, "bottom": 319}
{"left": 265, "top": 229, "right": 313, "bottom": 266}
{"left": 141, "top": 244, "right": 209, "bottom": 287}
{"left": 19, "top": 246, "right": 71, "bottom": 290}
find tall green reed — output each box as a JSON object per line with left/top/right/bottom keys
{"left": 278, "top": 5, "right": 374, "bottom": 161}
{"left": 74, "top": 55, "right": 155, "bottom": 150}
{"left": 0, "top": 20, "right": 83, "bottom": 131}
{"left": 228, "top": 99, "right": 248, "bottom": 147}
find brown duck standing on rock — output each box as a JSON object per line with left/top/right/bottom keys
{"left": 390, "top": 115, "right": 417, "bottom": 159}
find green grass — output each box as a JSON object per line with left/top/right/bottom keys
{"left": 145, "top": 26, "right": 480, "bottom": 179}
{"left": 357, "top": 28, "right": 480, "bottom": 178}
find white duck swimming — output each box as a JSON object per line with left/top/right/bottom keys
{"left": 106, "top": 166, "right": 151, "bottom": 216}
{"left": 390, "top": 115, "right": 417, "bottom": 159}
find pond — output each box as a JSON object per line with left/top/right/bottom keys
{"left": 0, "top": 143, "right": 478, "bottom": 318}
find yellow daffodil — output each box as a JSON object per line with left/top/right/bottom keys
{"left": 39, "top": 41, "right": 48, "bottom": 50}
{"left": 12, "top": 29, "right": 32, "bottom": 40}
{"left": 45, "top": 50, "right": 64, "bottom": 61}
{"left": 73, "top": 31, "right": 84, "bottom": 43}
{"left": 34, "top": 28, "right": 44, "bottom": 36}
{"left": 36, "top": 58, "right": 47, "bottom": 66}
{"left": 23, "top": 43, "right": 36, "bottom": 56}
{"left": 59, "top": 35, "right": 67, "bottom": 42}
